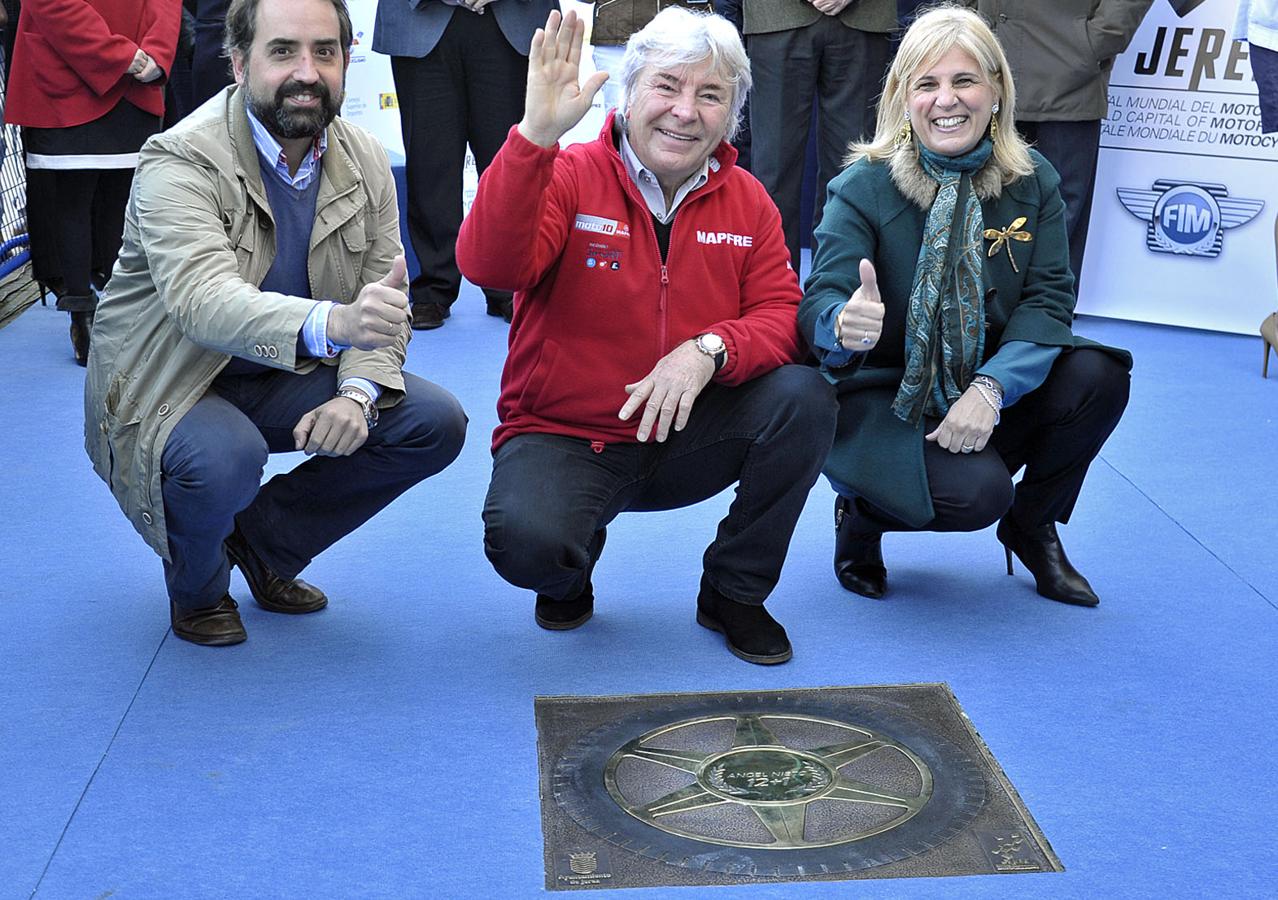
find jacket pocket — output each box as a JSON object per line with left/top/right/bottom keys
{"left": 20, "top": 34, "right": 85, "bottom": 99}
{"left": 516, "top": 339, "right": 561, "bottom": 415}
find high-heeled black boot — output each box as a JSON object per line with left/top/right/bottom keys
{"left": 834, "top": 495, "right": 887, "bottom": 599}
{"left": 996, "top": 516, "right": 1099, "bottom": 607}
{"left": 69, "top": 310, "right": 95, "bottom": 367}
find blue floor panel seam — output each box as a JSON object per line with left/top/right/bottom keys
{"left": 28, "top": 631, "right": 172, "bottom": 900}
{"left": 1098, "top": 455, "right": 1278, "bottom": 613}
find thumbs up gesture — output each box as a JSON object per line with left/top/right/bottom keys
{"left": 836, "top": 258, "right": 885, "bottom": 352}
{"left": 328, "top": 255, "right": 411, "bottom": 351}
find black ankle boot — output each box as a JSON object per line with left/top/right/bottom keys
{"left": 834, "top": 495, "right": 886, "bottom": 599}
{"left": 695, "top": 576, "right": 791, "bottom": 665}
{"left": 69, "top": 310, "right": 94, "bottom": 366}
{"left": 996, "top": 517, "right": 1099, "bottom": 607}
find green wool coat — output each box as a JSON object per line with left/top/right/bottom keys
{"left": 797, "top": 150, "right": 1131, "bottom": 528}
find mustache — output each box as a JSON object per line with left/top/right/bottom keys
{"left": 277, "top": 79, "right": 332, "bottom": 103}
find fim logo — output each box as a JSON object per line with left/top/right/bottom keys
{"left": 1117, "top": 180, "right": 1263, "bottom": 258}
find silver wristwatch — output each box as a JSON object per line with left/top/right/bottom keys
{"left": 337, "top": 387, "right": 378, "bottom": 429}
{"left": 694, "top": 332, "right": 727, "bottom": 371}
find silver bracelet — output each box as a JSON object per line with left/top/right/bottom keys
{"left": 970, "top": 377, "right": 1003, "bottom": 425}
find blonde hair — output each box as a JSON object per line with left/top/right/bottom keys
{"left": 849, "top": 4, "right": 1032, "bottom": 184}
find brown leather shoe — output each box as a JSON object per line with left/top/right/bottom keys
{"left": 170, "top": 595, "right": 247, "bottom": 646}
{"left": 225, "top": 525, "right": 328, "bottom": 614}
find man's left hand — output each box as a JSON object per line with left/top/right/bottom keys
{"left": 619, "top": 341, "right": 715, "bottom": 443}
{"left": 293, "top": 397, "right": 369, "bottom": 457}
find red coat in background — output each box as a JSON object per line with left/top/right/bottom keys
{"left": 6, "top": 0, "right": 181, "bottom": 128}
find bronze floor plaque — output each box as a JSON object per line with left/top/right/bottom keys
{"left": 535, "top": 684, "right": 1061, "bottom": 890}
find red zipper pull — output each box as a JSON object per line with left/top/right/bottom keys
{"left": 590, "top": 440, "right": 605, "bottom": 454}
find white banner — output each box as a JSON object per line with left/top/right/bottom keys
{"left": 1079, "top": 0, "right": 1276, "bottom": 334}
{"left": 342, "top": 1, "right": 405, "bottom": 162}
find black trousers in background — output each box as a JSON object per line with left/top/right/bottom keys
{"left": 847, "top": 349, "right": 1130, "bottom": 535}
{"left": 483, "top": 366, "right": 837, "bottom": 607}
{"left": 1018, "top": 119, "right": 1102, "bottom": 294}
{"left": 390, "top": 11, "right": 527, "bottom": 312}
{"left": 747, "top": 20, "right": 892, "bottom": 273}
{"left": 191, "top": 0, "right": 233, "bottom": 108}
{"left": 27, "top": 168, "right": 132, "bottom": 311}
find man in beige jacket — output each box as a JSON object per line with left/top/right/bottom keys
{"left": 85, "top": 0, "right": 467, "bottom": 646}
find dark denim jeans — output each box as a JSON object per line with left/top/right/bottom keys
{"left": 482, "top": 365, "right": 837, "bottom": 606}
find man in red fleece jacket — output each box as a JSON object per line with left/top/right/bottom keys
{"left": 457, "top": 9, "right": 836, "bottom": 665}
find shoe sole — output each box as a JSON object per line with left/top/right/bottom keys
{"left": 172, "top": 628, "right": 247, "bottom": 646}
{"left": 695, "top": 611, "right": 792, "bottom": 665}
{"left": 835, "top": 571, "right": 886, "bottom": 600}
{"left": 535, "top": 609, "right": 592, "bottom": 631}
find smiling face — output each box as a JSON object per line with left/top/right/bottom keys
{"left": 906, "top": 47, "right": 997, "bottom": 158}
{"left": 232, "top": 0, "right": 348, "bottom": 144}
{"left": 624, "top": 59, "right": 732, "bottom": 196}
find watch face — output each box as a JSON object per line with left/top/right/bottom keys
{"left": 700, "top": 334, "right": 725, "bottom": 354}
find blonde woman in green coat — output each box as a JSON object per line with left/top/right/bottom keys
{"left": 798, "top": 6, "right": 1131, "bottom": 607}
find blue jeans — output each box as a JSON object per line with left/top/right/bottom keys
{"left": 161, "top": 366, "right": 466, "bottom": 608}
{"left": 482, "top": 366, "right": 837, "bottom": 606}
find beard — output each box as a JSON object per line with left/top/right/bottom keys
{"left": 245, "top": 74, "right": 343, "bottom": 141}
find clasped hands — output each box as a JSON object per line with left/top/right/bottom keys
{"left": 129, "top": 48, "right": 162, "bottom": 83}
{"left": 294, "top": 256, "right": 409, "bottom": 458}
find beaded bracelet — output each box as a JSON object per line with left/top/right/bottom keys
{"left": 970, "top": 375, "right": 1003, "bottom": 425}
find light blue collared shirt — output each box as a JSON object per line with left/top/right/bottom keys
{"left": 246, "top": 106, "right": 379, "bottom": 403}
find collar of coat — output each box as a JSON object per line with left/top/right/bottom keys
{"left": 888, "top": 142, "right": 1005, "bottom": 210}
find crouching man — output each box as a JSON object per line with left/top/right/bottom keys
{"left": 85, "top": 0, "right": 466, "bottom": 646}
{"left": 457, "top": 9, "right": 836, "bottom": 664}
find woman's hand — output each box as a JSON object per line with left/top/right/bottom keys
{"left": 925, "top": 386, "right": 997, "bottom": 454}
{"left": 836, "top": 258, "right": 885, "bottom": 352}
{"left": 517, "top": 10, "right": 609, "bottom": 149}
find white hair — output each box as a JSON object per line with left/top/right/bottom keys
{"left": 620, "top": 6, "right": 751, "bottom": 141}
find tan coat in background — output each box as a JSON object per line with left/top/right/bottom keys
{"left": 84, "top": 87, "right": 408, "bottom": 559}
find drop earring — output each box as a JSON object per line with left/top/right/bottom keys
{"left": 990, "top": 103, "right": 1000, "bottom": 139}
{"left": 895, "top": 110, "right": 912, "bottom": 149}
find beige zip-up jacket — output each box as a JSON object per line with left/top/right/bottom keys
{"left": 84, "top": 86, "right": 409, "bottom": 559}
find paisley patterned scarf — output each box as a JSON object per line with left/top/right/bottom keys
{"left": 891, "top": 140, "right": 992, "bottom": 425}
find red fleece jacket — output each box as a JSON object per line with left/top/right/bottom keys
{"left": 457, "top": 117, "right": 805, "bottom": 451}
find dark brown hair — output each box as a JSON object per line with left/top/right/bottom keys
{"left": 223, "top": 0, "right": 353, "bottom": 62}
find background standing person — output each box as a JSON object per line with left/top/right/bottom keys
{"left": 582, "top": 0, "right": 714, "bottom": 116}
{"left": 373, "top": 0, "right": 557, "bottom": 330}
{"left": 744, "top": 0, "right": 896, "bottom": 275}
{"left": 190, "top": 0, "right": 234, "bottom": 106}
{"left": 6, "top": 0, "right": 180, "bottom": 365}
{"left": 962, "top": 1, "right": 1153, "bottom": 292}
